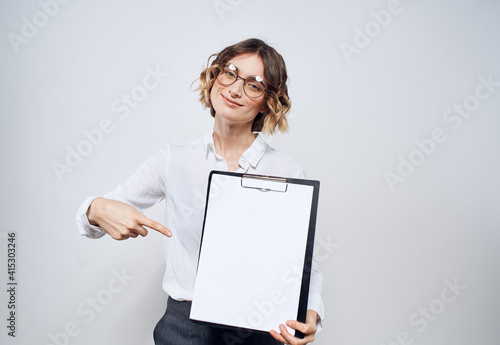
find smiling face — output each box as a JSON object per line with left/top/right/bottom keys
{"left": 210, "top": 53, "right": 267, "bottom": 131}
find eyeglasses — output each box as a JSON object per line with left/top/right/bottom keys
{"left": 216, "top": 63, "right": 268, "bottom": 98}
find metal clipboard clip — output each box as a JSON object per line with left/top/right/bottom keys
{"left": 240, "top": 174, "right": 288, "bottom": 193}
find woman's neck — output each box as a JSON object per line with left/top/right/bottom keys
{"left": 212, "top": 120, "right": 256, "bottom": 171}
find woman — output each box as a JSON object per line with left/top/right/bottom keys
{"left": 76, "top": 38, "right": 324, "bottom": 345}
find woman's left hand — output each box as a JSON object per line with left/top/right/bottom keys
{"left": 269, "top": 309, "right": 318, "bottom": 344}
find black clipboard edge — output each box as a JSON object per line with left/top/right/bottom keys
{"left": 190, "top": 318, "right": 278, "bottom": 340}
{"left": 193, "top": 170, "right": 320, "bottom": 340}
{"left": 294, "top": 178, "right": 320, "bottom": 338}
{"left": 195, "top": 170, "right": 216, "bottom": 274}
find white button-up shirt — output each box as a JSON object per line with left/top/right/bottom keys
{"left": 76, "top": 132, "right": 324, "bottom": 326}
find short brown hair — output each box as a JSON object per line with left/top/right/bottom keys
{"left": 197, "top": 38, "right": 291, "bottom": 134}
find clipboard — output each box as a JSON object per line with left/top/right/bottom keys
{"left": 189, "top": 171, "right": 320, "bottom": 338}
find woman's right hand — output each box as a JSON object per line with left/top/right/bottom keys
{"left": 86, "top": 197, "right": 172, "bottom": 240}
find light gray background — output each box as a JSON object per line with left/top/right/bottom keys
{"left": 1, "top": 0, "right": 499, "bottom": 344}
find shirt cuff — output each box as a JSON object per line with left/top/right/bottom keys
{"left": 307, "top": 294, "right": 325, "bottom": 332}
{"left": 75, "top": 196, "right": 107, "bottom": 239}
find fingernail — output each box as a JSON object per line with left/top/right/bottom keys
{"left": 286, "top": 321, "right": 292, "bottom": 327}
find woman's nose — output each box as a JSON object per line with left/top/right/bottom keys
{"left": 229, "top": 77, "right": 245, "bottom": 97}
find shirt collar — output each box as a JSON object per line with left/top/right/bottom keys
{"left": 202, "top": 131, "right": 269, "bottom": 168}
{"left": 241, "top": 133, "right": 269, "bottom": 168}
{"left": 202, "top": 131, "right": 215, "bottom": 155}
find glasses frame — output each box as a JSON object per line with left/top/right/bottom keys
{"left": 215, "top": 63, "right": 268, "bottom": 99}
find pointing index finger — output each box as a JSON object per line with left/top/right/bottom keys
{"left": 139, "top": 215, "right": 172, "bottom": 237}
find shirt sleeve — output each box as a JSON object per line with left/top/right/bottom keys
{"left": 307, "top": 255, "right": 325, "bottom": 331}
{"left": 75, "top": 148, "right": 167, "bottom": 238}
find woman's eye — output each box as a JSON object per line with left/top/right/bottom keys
{"left": 248, "top": 83, "right": 262, "bottom": 91}
{"left": 226, "top": 71, "right": 236, "bottom": 78}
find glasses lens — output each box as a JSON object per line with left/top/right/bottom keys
{"left": 244, "top": 75, "right": 266, "bottom": 98}
{"left": 217, "top": 64, "right": 237, "bottom": 85}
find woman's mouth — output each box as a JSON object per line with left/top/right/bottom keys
{"left": 221, "top": 94, "right": 243, "bottom": 107}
